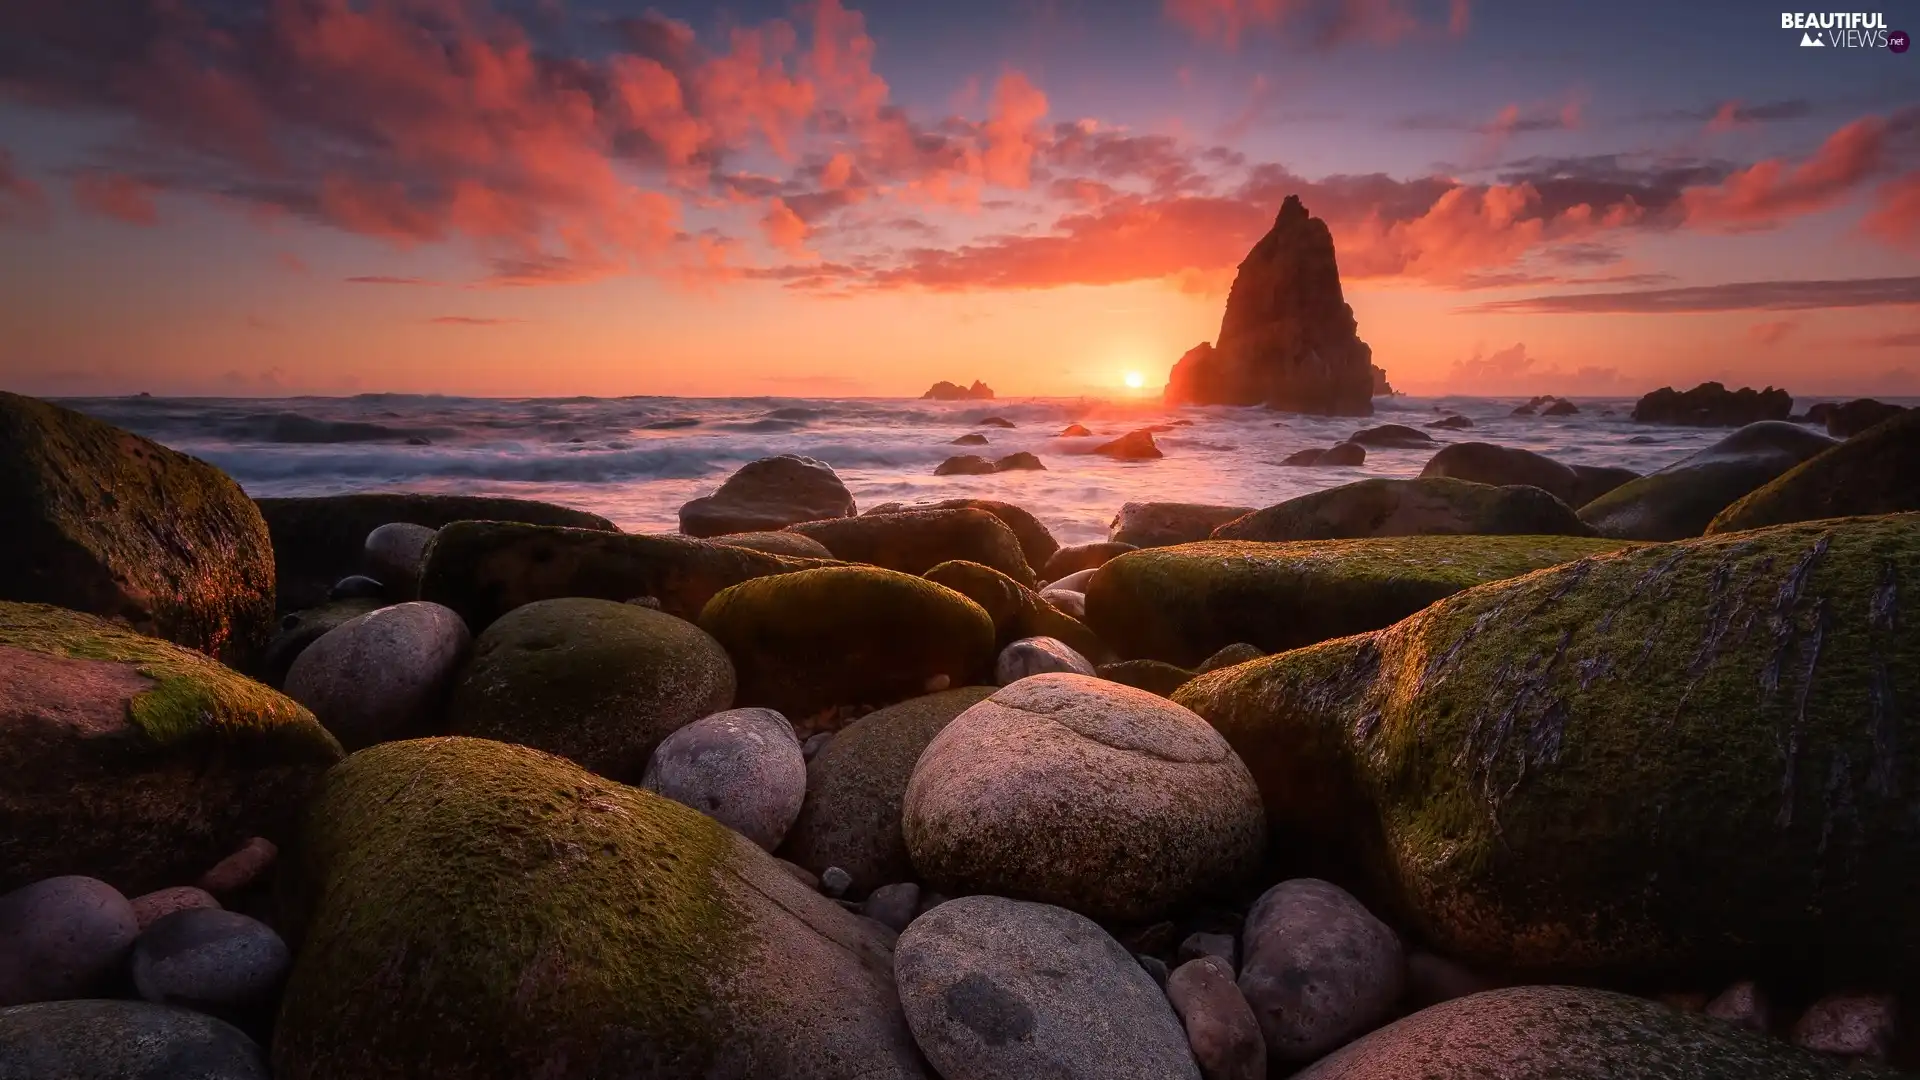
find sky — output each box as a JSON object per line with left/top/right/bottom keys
{"left": 0, "top": 0, "right": 1917, "bottom": 399}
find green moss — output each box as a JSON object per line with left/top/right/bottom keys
{"left": 1213, "top": 477, "right": 1593, "bottom": 543}
{"left": 1708, "top": 409, "right": 1920, "bottom": 534}
{"left": 864, "top": 499, "right": 1059, "bottom": 572}
{"left": 1087, "top": 535, "right": 1633, "bottom": 666}
{"left": 274, "top": 738, "right": 746, "bottom": 1079}
{"left": 1579, "top": 421, "right": 1838, "bottom": 540}
{"left": 924, "top": 560, "right": 1027, "bottom": 635}
{"left": 0, "top": 601, "right": 340, "bottom": 754}
{"left": 1095, "top": 659, "right": 1196, "bottom": 698}
{"left": 1177, "top": 515, "right": 1920, "bottom": 981}
{"left": 788, "top": 509, "right": 1037, "bottom": 586}
{"left": 700, "top": 566, "right": 996, "bottom": 722}
{"left": 711, "top": 531, "right": 835, "bottom": 559}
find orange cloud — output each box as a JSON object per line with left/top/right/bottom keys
{"left": 1747, "top": 319, "right": 1798, "bottom": 345}
{"left": 762, "top": 197, "right": 811, "bottom": 254}
{"left": 1683, "top": 115, "right": 1889, "bottom": 228}
{"left": 981, "top": 73, "right": 1049, "bottom": 188}
{"left": 1863, "top": 172, "right": 1920, "bottom": 251}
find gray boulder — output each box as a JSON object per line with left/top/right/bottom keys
{"left": 363, "top": 522, "right": 436, "bottom": 599}
{"left": 283, "top": 601, "right": 471, "bottom": 751}
{"left": 995, "top": 636, "right": 1096, "bottom": 684}
{"left": 131, "top": 909, "right": 290, "bottom": 1016}
{"left": 641, "top": 708, "right": 807, "bottom": 851}
{"left": 0, "top": 877, "right": 137, "bottom": 1006}
{"left": 0, "top": 999, "right": 268, "bottom": 1080}
{"left": 680, "top": 455, "right": 857, "bottom": 537}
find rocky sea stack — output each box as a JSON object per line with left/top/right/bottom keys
{"left": 1163, "top": 196, "right": 1378, "bottom": 416}
{"left": 921, "top": 380, "right": 994, "bottom": 401}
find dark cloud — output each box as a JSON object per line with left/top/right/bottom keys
{"left": 1462, "top": 276, "right": 1920, "bottom": 314}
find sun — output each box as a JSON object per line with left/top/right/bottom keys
{"left": 1124, "top": 371, "right": 1146, "bottom": 389}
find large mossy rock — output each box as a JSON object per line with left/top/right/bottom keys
{"left": 1579, "top": 421, "right": 1837, "bottom": 541}
{"left": 788, "top": 509, "right": 1037, "bottom": 586}
{"left": 1296, "top": 987, "right": 1887, "bottom": 1080}
{"left": 419, "top": 522, "right": 832, "bottom": 631}
{"left": 699, "top": 567, "right": 997, "bottom": 725}
{"left": 923, "top": 560, "right": 1108, "bottom": 663}
{"left": 0, "top": 392, "right": 274, "bottom": 666}
{"left": 864, "top": 498, "right": 1059, "bottom": 574}
{"left": 446, "top": 598, "right": 734, "bottom": 783}
{"left": 1213, "top": 478, "right": 1593, "bottom": 543}
{"left": 0, "top": 603, "right": 343, "bottom": 895}
{"left": 1085, "top": 536, "right": 1630, "bottom": 667}
{"left": 1175, "top": 516, "right": 1920, "bottom": 981}
{"left": 256, "top": 493, "right": 614, "bottom": 613}
{"left": 273, "top": 738, "right": 928, "bottom": 1080}
{"left": 678, "top": 455, "right": 857, "bottom": 538}
{"left": 1419, "top": 443, "right": 1635, "bottom": 509}
{"left": 1108, "top": 501, "right": 1256, "bottom": 549}
{"left": 778, "top": 687, "right": 996, "bottom": 895}
{"left": 1708, "top": 409, "right": 1920, "bottom": 534}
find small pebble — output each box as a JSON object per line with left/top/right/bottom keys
{"left": 198, "top": 837, "right": 278, "bottom": 895}
{"left": 861, "top": 883, "right": 921, "bottom": 933}
{"left": 130, "top": 886, "right": 222, "bottom": 931}
{"left": 327, "top": 574, "right": 386, "bottom": 601}
{"left": 1790, "top": 992, "right": 1897, "bottom": 1060}
{"left": 0, "top": 876, "right": 139, "bottom": 1006}
{"left": 1704, "top": 979, "right": 1770, "bottom": 1033}
{"left": 1177, "top": 932, "right": 1237, "bottom": 974}
{"left": 625, "top": 595, "right": 663, "bottom": 610}
{"left": 131, "top": 909, "right": 291, "bottom": 1016}
{"left": 821, "top": 866, "right": 853, "bottom": 899}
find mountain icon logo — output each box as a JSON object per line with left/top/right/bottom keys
{"left": 1800, "top": 31, "right": 1825, "bottom": 45}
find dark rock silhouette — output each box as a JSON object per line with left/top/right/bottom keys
{"left": 1347, "top": 424, "right": 1435, "bottom": 449}
{"left": 1058, "top": 424, "right": 1093, "bottom": 437}
{"left": 1280, "top": 443, "right": 1366, "bottom": 467}
{"left": 1427, "top": 416, "right": 1473, "bottom": 430}
{"left": 950, "top": 433, "right": 989, "bottom": 446}
{"left": 1631, "top": 382, "right": 1791, "bottom": 427}
{"left": 1164, "top": 196, "right": 1377, "bottom": 416}
{"left": 934, "top": 455, "right": 996, "bottom": 476}
{"left": 1823, "top": 398, "right": 1907, "bottom": 438}
{"left": 1371, "top": 365, "right": 1394, "bottom": 397}
{"left": 923, "top": 380, "right": 994, "bottom": 400}
{"left": 1094, "top": 429, "right": 1164, "bottom": 460}
{"left": 977, "top": 417, "right": 1016, "bottom": 429}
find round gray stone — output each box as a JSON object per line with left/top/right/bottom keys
{"left": 364, "top": 522, "right": 436, "bottom": 599}
{"left": 995, "top": 636, "right": 1096, "bottom": 684}
{"left": 641, "top": 708, "right": 806, "bottom": 851}
{"left": 131, "top": 908, "right": 291, "bottom": 1013}
{"left": 1239, "top": 878, "right": 1404, "bottom": 1065}
{"left": 0, "top": 877, "right": 137, "bottom": 1007}
{"left": 0, "top": 999, "right": 268, "bottom": 1080}
{"left": 284, "top": 601, "right": 471, "bottom": 751}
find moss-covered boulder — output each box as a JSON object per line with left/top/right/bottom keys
{"left": 1419, "top": 443, "right": 1635, "bottom": 508}
{"left": 1175, "top": 516, "right": 1920, "bottom": 981}
{"left": 711, "top": 531, "right": 834, "bottom": 559}
{"left": 1579, "top": 421, "right": 1837, "bottom": 540}
{"left": 419, "top": 521, "right": 833, "bottom": 631}
{"left": 864, "top": 498, "right": 1059, "bottom": 572}
{"left": 788, "top": 509, "right": 1037, "bottom": 586}
{"left": 1085, "top": 536, "right": 1631, "bottom": 667}
{"left": 1296, "top": 987, "right": 1888, "bottom": 1080}
{"left": 0, "top": 392, "right": 274, "bottom": 666}
{"left": 1707, "top": 409, "right": 1920, "bottom": 534}
{"left": 1109, "top": 502, "right": 1256, "bottom": 548}
{"left": 256, "top": 493, "right": 614, "bottom": 614}
{"left": 678, "top": 455, "right": 857, "bottom": 538}
{"left": 923, "top": 560, "right": 1108, "bottom": 663}
{"left": 446, "top": 598, "right": 734, "bottom": 783}
{"left": 272, "top": 738, "right": 928, "bottom": 1080}
{"left": 1095, "top": 659, "right": 1197, "bottom": 698}
{"left": 0, "top": 603, "right": 343, "bottom": 895}
{"left": 777, "top": 687, "right": 996, "bottom": 894}
{"left": 1214, "top": 478, "right": 1593, "bottom": 542}
{"left": 699, "top": 567, "right": 996, "bottom": 726}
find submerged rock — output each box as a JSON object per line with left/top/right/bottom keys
{"left": 950, "top": 432, "right": 990, "bottom": 446}
{"left": 1085, "top": 535, "right": 1627, "bottom": 666}
{"left": 935, "top": 455, "right": 997, "bottom": 476}
{"left": 0, "top": 603, "right": 342, "bottom": 895}
{"left": 1280, "top": 443, "right": 1366, "bottom": 467}
{"left": 1108, "top": 502, "right": 1256, "bottom": 549}
{"left": 1, "top": 392, "right": 274, "bottom": 666}
{"left": 1346, "top": 424, "right": 1434, "bottom": 449}
{"left": 789, "top": 508, "right": 1036, "bottom": 586}
{"left": 1580, "top": 421, "right": 1837, "bottom": 540}
{"left": 679, "top": 455, "right": 856, "bottom": 537}
{"left": 1176, "top": 517, "right": 1920, "bottom": 980}
{"left": 272, "top": 738, "right": 929, "bottom": 1080}
{"left": 993, "top": 452, "right": 1046, "bottom": 472}
{"left": 1707, "top": 408, "right": 1919, "bottom": 533}
{"left": 1214, "top": 478, "right": 1592, "bottom": 543}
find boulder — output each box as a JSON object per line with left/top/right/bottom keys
{"left": 1084, "top": 535, "right": 1627, "bottom": 667}
{"left": 902, "top": 673, "right": 1265, "bottom": 924}
{"left": 1790, "top": 993, "right": 1897, "bottom": 1060}
{"left": 1163, "top": 196, "right": 1375, "bottom": 416}
{"left": 1238, "top": 879, "right": 1403, "bottom": 1064}
{"left": 0, "top": 392, "right": 273, "bottom": 666}
{"left": 257, "top": 599, "right": 384, "bottom": 689}
{"left": 272, "top": 738, "right": 930, "bottom": 1080}
{"left": 1044, "top": 542, "right": 1136, "bottom": 581}
{"left": 922, "top": 561, "right": 1107, "bottom": 666}
{"left": 1824, "top": 398, "right": 1907, "bottom": 438}
{"left": 256, "top": 493, "right": 613, "bottom": 614}
{"left": 1293, "top": 987, "right": 1880, "bottom": 1079}
{"left": 1427, "top": 415, "right": 1473, "bottom": 430}
{"left": 993, "top": 452, "right": 1046, "bottom": 471}
{"left": 778, "top": 688, "right": 996, "bottom": 894}
{"left": 1580, "top": 421, "right": 1838, "bottom": 541}
{"left": 678, "top": 455, "right": 857, "bottom": 537}
{"left": 1097, "top": 659, "right": 1198, "bottom": 698}
{"left": 362, "top": 522, "right": 436, "bottom": 600}
{"left": 282, "top": 602, "right": 471, "bottom": 752}
{"left": 995, "top": 636, "right": 1095, "bottom": 684}
{"left": 419, "top": 521, "right": 831, "bottom": 630}
{"left": 977, "top": 417, "right": 1017, "bottom": 428}
{"left": 862, "top": 883, "right": 920, "bottom": 932}
{"left": 1346, "top": 424, "right": 1434, "bottom": 449}
{"left": 131, "top": 908, "right": 290, "bottom": 1018}
{"left": 1214, "top": 478, "right": 1593, "bottom": 543}
{"left": 446, "top": 597, "right": 734, "bottom": 782}
{"left": 1174, "top": 517, "right": 1920, "bottom": 980}
{"left": 893, "top": 895, "right": 1201, "bottom": 1080}
{"left": 1631, "top": 382, "right": 1792, "bottom": 427}
{"left": 862, "top": 499, "right": 1059, "bottom": 574}
{"left": 951, "top": 433, "right": 990, "bottom": 446}
{"left": 0, "top": 876, "right": 138, "bottom": 1006}
{"left": 1167, "top": 957, "right": 1265, "bottom": 1080}
{"left": 1543, "top": 399, "right": 1579, "bottom": 416}
{"left": 641, "top": 708, "right": 806, "bottom": 851}
{"left": 1280, "top": 443, "right": 1366, "bottom": 467}
{"left": 699, "top": 567, "right": 996, "bottom": 725}
{"left": 1059, "top": 423, "right": 1093, "bottom": 437}
{"left": 1109, "top": 502, "right": 1257, "bottom": 549}
{"left": 935, "top": 455, "right": 997, "bottom": 476}
{"left": 0, "top": 999, "right": 269, "bottom": 1079}
{"left": 1197, "top": 643, "right": 1265, "bottom": 672}
{"left": 710, "top": 531, "right": 835, "bottom": 559}
{"left": 327, "top": 574, "right": 386, "bottom": 601}
{"left": 1038, "top": 587, "right": 1085, "bottom": 621}
{"left": 789, "top": 509, "right": 1037, "bottom": 586}
{"left": 1094, "top": 429, "right": 1164, "bottom": 459}
{"left": 0, "top": 603, "right": 342, "bottom": 896}
{"left": 1419, "top": 442, "right": 1583, "bottom": 504}
{"left": 1707, "top": 408, "right": 1919, "bottom": 534}
{"left": 1570, "top": 464, "right": 1641, "bottom": 505}
{"left": 924, "top": 380, "right": 995, "bottom": 400}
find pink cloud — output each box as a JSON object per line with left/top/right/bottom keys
{"left": 1747, "top": 319, "right": 1798, "bottom": 345}
{"left": 1683, "top": 115, "right": 1890, "bottom": 228}
{"left": 1862, "top": 171, "right": 1920, "bottom": 251}
{"left": 71, "top": 170, "right": 159, "bottom": 225}
{"left": 762, "top": 197, "right": 811, "bottom": 254}
{"left": 0, "top": 149, "right": 48, "bottom": 225}
{"left": 980, "top": 73, "right": 1049, "bottom": 188}
{"left": 1164, "top": 0, "right": 1465, "bottom": 47}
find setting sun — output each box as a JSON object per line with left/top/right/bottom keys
{"left": 1124, "top": 372, "right": 1146, "bottom": 389}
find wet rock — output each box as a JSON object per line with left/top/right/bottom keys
{"left": 1280, "top": 442, "right": 1367, "bottom": 467}
{"left": 779, "top": 688, "right": 996, "bottom": 894}
{"left": 1427, "top": 415, "right": 1473, "bottom": 430}
{"left": 951, "top": 433, "right": 990, "bottom": 446}
{"left": 272, "top": 738, "right": 930, "bottom": 1079}
{"left": 1214, "top": 478, "right": 1592, "bottom": 543}
{"left": 1094, "top": 429, "right": 1164, "bottom": 459}
{"left": 995, "top": 636, "right": 1096, "bottom": 684}
{"left": 0, "top": 605, "right": 342, "bottom": 896}
{"left": 1168, "top": 956, "right": 1266, "bottom": 1080}
{"left": 1346, "top": 424, "right": 1434, "bottom": 449}
{"left": 790, "top": 508, "right": 1037, "bottom": 585}
{"left": 0, "top": 876, "right": 138, "bottom": 1006}
{"left": 131, "top": 909, "right": 290, "bottom": 1017}
{"left": 978, "top": 417, "right": 1017, "bottom": 428}
{"left": 1043, "top": 541, "right": 1136, "bottom": 581}
{"left": 1543, "top": 399, "right": 1579, "bottom": 416}
{"left": 863, "top": 883, "right": 921, "bottom": 932}
{"left": 1632, "top": 382, "right": 1793, "bottom": 427}
{"left": 130, "top": 886, "right": 221, "bottom": 931}
{"left": 903, "top": 674, "right": 1265, "bottom": 924}
{"left": 283, "top": 602, "right": 471, "bottom": 752}
{"left": 1085, "top": 535, "right": 1626, "bottom": 666}
{"left": 0, "top": 999, "right": 269, "bottom": 1079}
{"left": 1581, "top": 421, "right": 1837, "bottom": 540}
{"left": 862, "top": 499, "right": 1059, "bottom": 575}
{"left": 1175, "top": 516, "right": 1920, "bottom": 980}
{"left": 1707, "top": 408, "right": 1919, "bottom": 534}
{"left": 447, "top": 597, "right": 735, "bottom": 782}
{"left": 1109, "top": 502, "right": 1257, "bottom": 549}
{"left": 1239, "top": 879, "right": 1403, "bottom": 1064}
{"left": 641, "top": 708, "right": 806, "bottom": 851}
{"left": 363, "top": 522, "right": 436, "bottom": 600}
{"left": 1059, "top": 424, "right": 1093, "bottom": 437}
{"left": 0, "top": 392, "right": 274, "bottom": 666}
{"left": 1824, "top": 398, "right": 1907, "bottom": 438}
{"left": 1704, "top": 980, "right": 1770, "bottom": 1033}
{"left": 709, "top": 531, "right": 835, "bottom": 559}
{"left": 993, "top": 452, "right": 1046, "bottom": 471}
{"left": 679, "top": 454, "right": 857, "bottom": 537}
{"left": 1790, "top": 993, "right": 1897, "bottom": 1060}
{"left": 257, "top": 598, "right": 384, "bottom": 689}
{"left": 197, "top": 838, "right": 277, "bottom": 896}
{"left": 1420, "top": 442, "right": 1587, "bottom": 506}
{"left": 894, "top": 895, "right": 1201, "bottom": 1080}
{"left": 936, "top": 455, "right": 997, "bottom": 476}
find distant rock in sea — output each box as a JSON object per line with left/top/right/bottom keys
{"left": 1163, "top": 195, "right": 1377, "bottom": 417}
{"left": 922, "top": 380, "right": 995, "bottom": 401}
{"left": 1094, "top": 429, "right": 1163, "bottom": 460}
{"left": 1631, "top": 382, "right": 1791, "bottom": 427}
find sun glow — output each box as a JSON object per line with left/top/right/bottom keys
{"left": 1124, "top": 371, "right": 1146, "bottom": 389}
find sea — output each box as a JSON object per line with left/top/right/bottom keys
{"left": 56, "top": 394, "right": 1885, "bottom": 546}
